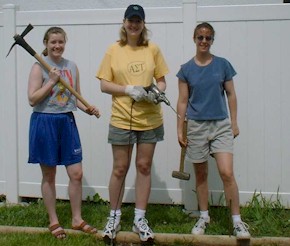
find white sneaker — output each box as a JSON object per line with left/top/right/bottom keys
{"left": 102, "top": 216, "right": 121, "bottom": 240}
{"left": 191, "top": 217, "right": 210, "bottom": 235}
{"left": 233, "top": 221, "right": 251, "bottom": 239}
{"left": 132, "top": 217, "right": 154, "bottom": 242}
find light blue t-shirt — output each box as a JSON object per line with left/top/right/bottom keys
{"left": 176, "top": 55, "right": 236, "bottom": 120}
{"left": 33, "top": 56, "right": 78, "bottom": 113}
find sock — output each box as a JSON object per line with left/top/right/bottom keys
{"left": 134, "top": 208, "right": 146, "bottom": 224}
{"left": 232, "top": 214, "right": 241, "bottom": 225}
{"left": 110, "top": 209, "right": 121, "bottom": 224}
{"left": 200, "top": 210, "right": 209, "bottom": 219}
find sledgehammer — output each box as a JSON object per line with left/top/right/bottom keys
{"left": 172, "top": 120, "right": 190, "bottom": 180}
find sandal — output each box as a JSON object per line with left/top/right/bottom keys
{"left": 72, "top": 221, "right": 97, "bottom": 234}
{"left": 49, "top": 223, "right": 66, "bottom": 239}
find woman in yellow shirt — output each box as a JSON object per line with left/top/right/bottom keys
{"left": 96, "top": 4, "right": 169, "bottom": 243}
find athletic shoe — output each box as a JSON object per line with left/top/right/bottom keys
{"left": 132, "top": 217, "right": 154, "bottom": 242}
{"left": 102, "top": 216, "right": 121, "bottom": 240}
{"left": 191, "top": 216, "right": 210, "bottom": 235}
{"left": 233, "top": 221, "right": 251, "bottom": 239}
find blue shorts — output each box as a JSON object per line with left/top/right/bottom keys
{"left": 108, "top": 124, "right": 164, "bottom": 145}
{"left": 28, "top": 112, "right": 82, "bottom": 166}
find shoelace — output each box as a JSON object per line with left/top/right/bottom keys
{"left": 137, "top": 218, "right": 150, "bottom": 231}
{"left": 235, "top": 221, "right": 249, "bottom": 232}
{"left": 195, "top": 218, "right": 208, "bottom": 229}
{"left": 106, "top": 217, "right": 117, "bottom": 230}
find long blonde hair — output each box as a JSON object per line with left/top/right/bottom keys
{"left": 42, "top": 27, "right": 67, "bottom": 56}
{"left": 118, "top": 24, "right": 150, "bottom": 46}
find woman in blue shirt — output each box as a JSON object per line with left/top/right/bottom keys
{"left": 176, "top": 22, "right": 250, "bottom": 239}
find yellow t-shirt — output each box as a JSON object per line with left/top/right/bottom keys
{"left": 96, "top": 42, "right": 169, "bottom": 130}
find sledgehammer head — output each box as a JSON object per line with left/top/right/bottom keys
{"left": 172, "top": 170, "right": 190, "bottom": 180}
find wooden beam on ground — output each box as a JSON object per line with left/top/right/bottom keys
{"left": 0, "top": 225, "right": 290, "bottom": 246}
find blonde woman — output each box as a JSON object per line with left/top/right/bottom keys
{"left": 96, "top": 4, "right": 169, "bottom": 243}
{"left": 28, "top": 26, "right": 100, "bottom": 239}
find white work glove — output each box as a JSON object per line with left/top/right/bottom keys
{"left": 125, "top": 85, "right": 147, "bottom": 102}
{"left": 145, "top": 91, "right": 159, "bottom": 104}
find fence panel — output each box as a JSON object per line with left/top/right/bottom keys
{"left": 196, "top": 4, "right": 290, "bottom": 205}
{"left": 0, "top": 13, "right": 4, "bottom": 195}
{"left": 1, "top": 2, "right": 290, "bottom": 208}
{"left": 13, "top": 6, "right": 185, "bottom": 204}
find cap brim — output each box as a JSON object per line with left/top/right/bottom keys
{"left": 125, "top": 13, "right": 144, "bottom": 20}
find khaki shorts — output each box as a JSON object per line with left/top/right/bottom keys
{"left": 108, "top": 124, "right": 164, "bottom": 145}
{"left": 185, "top": 118, "right": 233, "bottom": 163}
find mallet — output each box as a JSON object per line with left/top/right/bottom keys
{"left": 172, "top": 120, "right": 190, "bottom": 180}
{"left": 7, "top": 24, "right": 98, "bottom": 117}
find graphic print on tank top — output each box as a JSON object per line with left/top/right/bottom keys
{"left": 50, "top": 69, "right": 74, "bottom": 106}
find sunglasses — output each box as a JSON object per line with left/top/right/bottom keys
{"left": 196, "top": 35, "right": 213, "bottom": 42}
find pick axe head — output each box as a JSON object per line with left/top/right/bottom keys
{"left": 6, "top": 23, "right": 35, "bottom": 57}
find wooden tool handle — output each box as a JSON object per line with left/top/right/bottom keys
{"left": 9, "top": 25, "right": 99, "bottom": 119}
{"left": 179, "top": 120, "right": 187, "bottom": 172}
{"left": 179, "top": 146, "right": 186, "bottom": 172}
{"left": 34, "top": 54, "right": 91, "bottom": 108}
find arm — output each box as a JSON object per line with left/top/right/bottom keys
{"left": 76, "top": 67, "right": 100, "bottom": 117}
{"left": 100, "top": 79, "right": 147, "bottom": 102}
{"left": 177, "top": 79, "right": 189, "bottom": 147}
{"left": 156, "top": 76, "right": 166, "bottom": 92}
{"left": 224, "top": 80, "right": 239, "bottom": 137}
{"left": 100, "top": 79, "right": 127, "bottom": 96}
{"left": 27, "top": 63, "right": 59, "bottom": 107}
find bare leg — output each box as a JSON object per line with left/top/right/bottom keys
{"left": 214, "top": 152, "right": 240, "bottom": 215}
{"left": 67, "top": 163, "right": 97, "bottom": 233}
{"left": 135, "top": 143, "right": 156, "bottom": 210}
{"left": 193, "top": 161, "right": 209, "bottom": 211}
{"left": 40, "top": 165, "right": 58, "bottom": 226}
{"left": 66, "top": 163, "right": 83, "bottom": 226}
{"left": 109, "top": 145, "right": 133, "bottom": 210}
{"left": 40, "top": 164, "right": 65, "bottom": 238}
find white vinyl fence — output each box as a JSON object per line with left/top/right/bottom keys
{"left": 1, "top": 1, "right": 290, "bottom": 209}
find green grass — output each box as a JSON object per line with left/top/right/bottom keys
{"left": 0, "top": 192, "right": 290, "bottom": 245}
{"left": 0, "top": 233, "right": 99, "bottom": 246}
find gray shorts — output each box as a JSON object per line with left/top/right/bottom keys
{"left": 185, "top": 118, "right": 234, "bottom": 163}
{"left": 108, "top": 124, "right": 164, "bottom": 145}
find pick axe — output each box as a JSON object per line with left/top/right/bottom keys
{"left": 7, "top": 23, "right": 98, "bottom": 117}
{"left": 172, "top": 120, "right": 190, "bottom": 180}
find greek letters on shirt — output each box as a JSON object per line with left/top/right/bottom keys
{"left": 127, "top": 61, "right": 146, "bottom": 76}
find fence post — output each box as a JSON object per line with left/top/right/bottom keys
{"left": 182, "top": 0, "right": 196, "bottom": 61}
{"left": 3, "top": 4, "right": 20, "bottom": 204}
{"left": 181, "top": 0, "right": 199, "bottom": 215}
